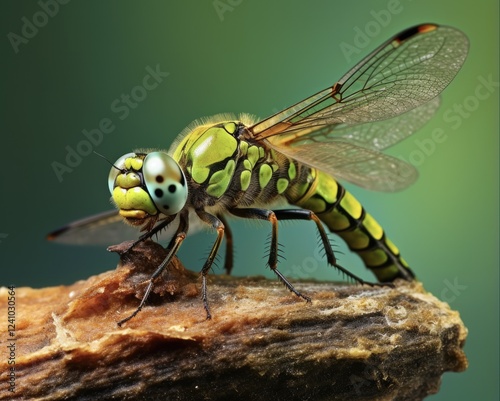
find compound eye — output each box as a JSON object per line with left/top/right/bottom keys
{"left": 108, "top": 152, "right": 135, "bottom": 194}
{"left": 143, "top": 152, "right": 188, "bottom": 215}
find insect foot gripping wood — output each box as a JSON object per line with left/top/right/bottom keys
{"left": 0, "top": 240, "right": 467, "bottom": 401}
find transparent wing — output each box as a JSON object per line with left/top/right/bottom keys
{"left": 288, "top": 96, "right": 440, "bottom": 151}
{"left": 276, "top": 140, "right": 418, "bottom": 192}
{"left": 249, "top": 24, "right": 468, "bottom": 141}
{"left": 269, "top": 95, "right": 441, "bottom": 158}
{"left": 47, "top": 209, "right": 204, "bottom": 245}
{"left": 47, "top": 210, "right": 138, "bottom": 245}
{"left": 269, "top": 97, "right": 440, "bottom": 191}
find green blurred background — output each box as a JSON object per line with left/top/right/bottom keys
{"left": 1, "top": 0, "right": 498, "bottom": 399}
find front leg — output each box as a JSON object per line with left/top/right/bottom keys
{"left": 117, "top": 211, "right": 189, "bottom": 326}
{"left": 115, "top": 214, "right": 177, "bottom": 255}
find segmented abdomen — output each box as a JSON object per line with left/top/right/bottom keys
{"left": 287, "top": 165, "right": 414, "bottom": 282}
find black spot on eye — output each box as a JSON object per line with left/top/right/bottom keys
{"left": 156, "top": 175, "right": 164, "bottom": 183}
{"left": 168, "top": 184, "right": 176, "bottom": 193}
{"left": 155, "top": 189, "right": 164, "bottom": 198}
{"left": 163, "top": 204, "right": 170, "bottom": 210}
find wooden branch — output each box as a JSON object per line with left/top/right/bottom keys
{"left": 1, "top": 240, "right": 467, "bottom": 400}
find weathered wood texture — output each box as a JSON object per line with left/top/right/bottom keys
{"left": 0, "top": 240, "right": 467, "bottom": 400}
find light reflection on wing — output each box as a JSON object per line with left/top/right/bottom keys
{"left": 286, "top": 96, "right": 441, "bottom": 151}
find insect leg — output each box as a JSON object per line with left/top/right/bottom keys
{"left": 273, "top": 209, "right": 389, "bottom": 287}
{"left": 117, "top": 211, "right": 189, "bottom": 326}
{"left": 228, "top": 207, "right": 311, "bottom": 302}
{"left": 195, "top": 210, "right": 225, "bottom": 320}
{"left": 118, "top": 214, "right": 177, "bottom": 255}
{"left": 217, "top": 214, "right": 234, "bottom": 275}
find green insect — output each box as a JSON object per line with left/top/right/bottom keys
{"left": 49, "top": 24, "right": 468, "bottom": 326}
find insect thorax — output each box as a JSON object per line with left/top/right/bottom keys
{"left": 171, "top": 120, "right": 313, "bottom": 210}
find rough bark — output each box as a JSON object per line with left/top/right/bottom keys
{"left": 0, "top": 240, "right": 468, "bottom": 400}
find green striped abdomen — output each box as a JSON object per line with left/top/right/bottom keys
{"left": 289, "top": 168, "right": 414, "bottom": 282}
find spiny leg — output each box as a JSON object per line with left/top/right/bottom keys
{"left": 217, "top": 214, "right": 234, "bottom": 275}
{"left": 118, "top": 214, "right": 177, "bottom": 255}
{"left": 229, "top": 207, "right": 311, "bottom": 302}
{"left": 195, "top": 210, "right": 225, "bottom": 319}
{"left": 117, "top": 211, "right": 189, "bottom": 327}
{"left": 273, "top": 209, "right": 390, "bottom": 287}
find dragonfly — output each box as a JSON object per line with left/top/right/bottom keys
{"left": 48, "top": 23, "right": 468, "bottom": 326}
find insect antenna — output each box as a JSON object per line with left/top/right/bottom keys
{"left": 93, "top": 151, "right": 126, "bottom": 173}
